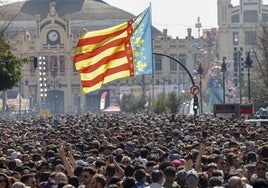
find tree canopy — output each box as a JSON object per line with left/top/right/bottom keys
{"left": 0, "top": 32, "right": 25, "bottom": 91}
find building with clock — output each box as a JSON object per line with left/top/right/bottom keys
{"left": 1, "top": 0, "right": 266, "bottom": 115}
{"left": 1, "top": 0, "right": 209, "bottom": 115}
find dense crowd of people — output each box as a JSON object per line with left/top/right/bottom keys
{"left": 0, "top": 113, "right": 267, "bottom": 188}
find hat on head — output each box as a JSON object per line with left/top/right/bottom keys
{"left": 186, "top": 170, "right": 198, "bottom": 180}
{"left": 76, "top": 160, "right": 89, "bottom": 167}
{"left": 172, "top": 159, "right": 181, "bottom": 168}
{"left": 11, "top": 151, "right": 21, "bottom": 159}
{"left": 168, "top": 153, "right": 181, "bottom": 161}
{"left": 207, "top": 162, "right": 217, "bottom": 170}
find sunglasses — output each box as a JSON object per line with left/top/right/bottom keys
{"left": 0, "top": 180, "right": 7, "bottom": 183}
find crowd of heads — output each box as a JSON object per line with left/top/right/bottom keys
{"left": 0, "top": 113, "right": 267, "bottom": 188}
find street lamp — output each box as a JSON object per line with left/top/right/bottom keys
{"left": 48, "top": 80, "right": 61, "bottom": 115}
{"left": 77, "top": 94, "right": 81, "bottom": 113}
{"left": 245, "top": 51, "right": 253, "bottom": 103}
{"left": 234, "top": 47, "right": 243, "bottom": 104}
{"left": 197, "top": 64, "right": 203, "bottom": 114}
{"left": 221, "top": 56, "right": 227, "bottom": 103}
{"left": 18, "top": 81, "right": 22, "bottom": 119}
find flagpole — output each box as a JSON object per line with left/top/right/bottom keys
{"left": 149, "top": 3, "right": 155, "bottom": 113}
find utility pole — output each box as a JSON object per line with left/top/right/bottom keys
{"left": 245, "top": 51, "right": 253, "bottom": 103}
{"left": 221, "top": 57, "right": 227, "bottom": 103}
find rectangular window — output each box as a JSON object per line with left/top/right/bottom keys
{"left": 244, "top": 10, "right": 258, "bottom": 23}
{"left": 245, "top": 31, "right": 256, "bottom": 45}
{"left": 231, "top": 14, "right": 239, "bottom": 23}
{"left": 169, "top": 54, "right": 177, "bottom": 72}
{"left": 59, "top": 56, "right": 65, "bottom": 73}
{"left": 154, "top": 54, "right": 162, "bottom": 72}
{"left": 178, "top": 54, "right": 186, "bottom": 67}
{"left": 73, "top": 60, "right": 77, "bottom": 74}
{"left": 30, "top": 56, "right": 35, "bottom": 73}
{"left": 49, "top": 55, "right": 58, "bottom": 77}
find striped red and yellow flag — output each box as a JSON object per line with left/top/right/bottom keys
{"left": 73, "top": 7, "right": 152, "bottom": 93}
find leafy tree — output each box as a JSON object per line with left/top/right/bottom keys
{"left": 250, "top": 23, "right": 268, "bottom": 106}
{"left": 120, "top": 93, "right": 145, "bottom": 113}
{"left": 257, "top": 24, "right": 268, "bottom": 87}
{"left": 0, "top": 28, "right": 26, "bottom": 114}
{"left": 167, "top": 91, "right": 180, "bottom": 114}
{"left": 152, "top": 91, "right": 182, "bottom": 114}
{"left": 0, "top": 42, "right": 24, "bottom": 90}
{"left": 153, "top": 92, "right": 168, "bottom": 114}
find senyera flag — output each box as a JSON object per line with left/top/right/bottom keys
{"left": 73, "top": 7, "right": 153, "bottom": 94}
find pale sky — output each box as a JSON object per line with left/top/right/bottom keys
{"left": 103, "top": 0, "right": 268, "bottom": 38}
{"left": 2, "top": 0, "right": 268, "bottom": 38}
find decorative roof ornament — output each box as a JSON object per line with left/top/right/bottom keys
{"left": 49, "top": 0, "right": 58, "bottom": 17}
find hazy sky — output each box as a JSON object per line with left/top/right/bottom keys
{"left": 103, "top": 0, "right": 268, "bottom": 38}
{"left": 2, "top": 0, "right": 268, "bottom": 38}
{"left": 102, "top": 0, "right": 237, "bottom": 38}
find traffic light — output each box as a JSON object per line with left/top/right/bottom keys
{"left": 193, "top": 95, "right": 199, "bottom": 111}
{"left": 33, "top": 57, "right": 38, "bottom": 69}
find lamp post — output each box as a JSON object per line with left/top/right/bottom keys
{"left": 48, "top": 80, "right": 61, "bottom": 115}
{"left": 18, "top": 78, "right": 28, "bottom": 119}
{"left": 234, "top": 47, "right": 244, "bottom": 104}
{"left": 221, "top": 56, "right": 227, "bottom": 103}
{"left": 19, "top": 81, "right": 22, "bottom": 119}
{"left": 245, "top": 51, "right": 253, "bottom": 103}
{"left": 77, "top": 94, "right": 81, "bottom": 113}
{"left": 197, "top": 64, "right": 203, "bottom": 114}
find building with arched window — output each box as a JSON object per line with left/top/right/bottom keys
{"left": 0, "top": 0, "right": 215, "bottom": 115}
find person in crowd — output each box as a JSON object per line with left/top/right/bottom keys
{"left": 145, "top": 170, "right": 164, "bottom": 188}
{"left": 163, "top": 166, "right": 180, "bottom": 188}
{"left": 227, "top": 176, "right": 243, "bottom": 188}
{"left": 79, "top": 167, "right": 96, "bottom": 188}
{"left": 134, "top": 169, "right": 150, "bottom": 188}
{"left": 250, "top": 160, "right": 267, "bottom": 185}
{"left": 122, "top": 177, "right": 135, "bottom": 188}
{"left": 0, "top": 173, "right": 11, "bottom": 188}
{"left": 185, "top": 170, "right": 200, "bottom": 188}
{"left": 20, "top": 174, "right": 37, "bottom": 188}
{"left": 1, "top": 113, "right": 268, "bottom": 188}
{"left": 10, "top": 182, "right": 26, "bottom": 188}
{"left": 90, "top": 174, "right": 105, "bottom": 188}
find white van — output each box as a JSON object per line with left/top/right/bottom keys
{"left": 244, "top": 119, "right": 268, "bottom": 126}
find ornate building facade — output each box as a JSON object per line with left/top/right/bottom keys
{"left": 1, "top": 0, "right": 218, "bottom": 115}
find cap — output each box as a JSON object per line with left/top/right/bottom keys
{"left": 11, "top": 151, "right": 21, "bottom": 159}
{"left": 168, "top": 153, "right": 181, "bottom": 161}
{"left": 207, "top": 162, "right": 217, "bottom": 170}
{"left": 186, "top": 170, "right": 198, "bottom": 180}
{"left": 172, "top": 159, "right": 181, "bottom": 168}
